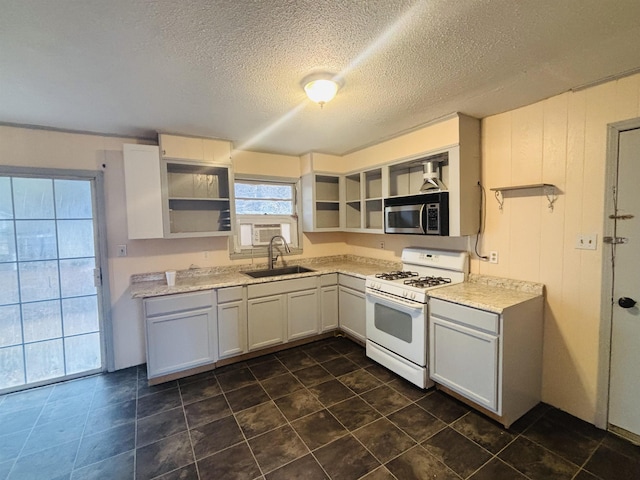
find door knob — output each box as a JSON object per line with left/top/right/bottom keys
{"left": 618, "top": 297, "right": 637, "bottom": 309}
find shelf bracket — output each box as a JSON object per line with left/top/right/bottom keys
{"left": 543, "top": 185, "right": 557, "bottom": 212}
{"left": 494, "top": 190, "right": 504, "bottom": 211}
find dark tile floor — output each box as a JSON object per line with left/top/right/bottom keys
{"left": 1, "top": 336, "right": 640, "bottom": 480}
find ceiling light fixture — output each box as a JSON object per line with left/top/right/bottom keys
{"left": 302, "top": 72, "right": 343, "bottom": 107}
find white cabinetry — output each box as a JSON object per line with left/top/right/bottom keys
{"left": 217, "top": 286, "right": 247, "bottom": 359}
{"left": 338, "top": 274, "right": 366, "bottom": 342}
{"left": 287, "top": 289, "right": 319, "bottom": 340}
{"left": 429, "top": 296, "right": 543, "bottom": 427}
{"left": 301, "top": 173, "right": 342, "bottom": 232}
{"left": 320, "top": 274, "right": 339, "bottom": 332}
{"left": 143, "top": 290, "right": 217, "bottom": 383}
{"left": 123, "top": 135, "right": 234, "bottom": 239}
{"left": 247, "top": 277, "right": 319, "bottom": 350}
{"left": 344, "top": 167, "right": 386, "bottom": 233}
{"left": 247, "top": 295, "right": 286, "bottom": 351}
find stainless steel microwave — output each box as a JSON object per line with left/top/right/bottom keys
{"left": 384, "top": 192, "right": 449, "bottom": 235}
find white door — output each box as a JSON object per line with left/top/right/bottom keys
{"left": 608, "top": 126, "right": 640, "bottom": 439}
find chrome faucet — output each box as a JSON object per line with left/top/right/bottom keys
{"left": 268, "top": 235, "right": 290, "bottom": 269}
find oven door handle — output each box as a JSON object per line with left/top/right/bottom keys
{"left": 366, "top": 289, "right": 425, "bottom": 310}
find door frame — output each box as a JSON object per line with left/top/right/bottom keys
{"left": 596, "top": 117, "right": 640, "bottom": 430}
{"left": 0, "top": 165, "right": 114, "bottom": 384}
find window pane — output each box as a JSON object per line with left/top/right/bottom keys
{"left": 57, "top": 220, "right": 95, "bottom": 259}
{"left": 62, "top": 296, "right": 99, "bottom": 335}
{"left": 235, "top": 183, "right": 292, "bottom": 200}
{"left": 235, "top": 199, "right": 292, "bottom": 215}
{"left": 22, "top": 300, "right": 62, "bottom": 343}
{"left": 0, "top": 345, "right": 25, "bottom": 389}
{"left": 0, "top": 177, "right": 12, "bottom": 220}
{"left": 60, "top": 258, "right": 96, "bottom": 298}
{"left": 54, "top": 179, "right": 93, "bottom": 219}
{"left": 25, "top": 339, "right": 64, "bottom": 383}
{"left": 19, "top": 260, "right": 60, "bottom": 302}
{"left": 0, "top": 263, "right": 19, "bottom": 305}
{"left": 15, "top": 220, "right": 57, "bottom": 261}
{"left": 13, "top": 178, "right": 55, "bottom": 219}
{"left": 0, "top": 305, "right": 22, "bottom": 347}
{"left": 0, "top": 221, "right": 16, "bottom": 262}
{"left": 65, "top": 333, "right": 101, "bottom": 374}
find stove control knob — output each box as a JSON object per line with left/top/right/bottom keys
{"left": 402, "top": 291, "right": 408, "bottom": 297}
{"left": 411, "top": 293, "right": 416, "bottom": 300}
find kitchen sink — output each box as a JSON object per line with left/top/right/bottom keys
{"left": 243, "top": 266, "right": 315, "bottom": 278}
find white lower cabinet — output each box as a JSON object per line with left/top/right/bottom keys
{"left": 247, "top": 276, "right": 320, "bottom": 350}
{"left": 288, "top": 289, "right": 320, "bottom": 340}
{"left": 143, "top": 290, "right": 217, "bottom": 381}
{"left": 338, "top": 274, "right": 366, "bottom": 342}
{"left": 429, "top": 296, "right": 543, "bottom": 427}
{"left": 248, "top": 295, "right": 286, "bottom": 350}
{"left": 217, "top": 286, "right": 247, "bottom": 359}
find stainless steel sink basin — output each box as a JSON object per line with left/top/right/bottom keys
{"left": 244, "top": 266, "right": 315, "bottom": 278}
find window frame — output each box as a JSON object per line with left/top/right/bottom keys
{"left": 229, "top": 174, "right": 303, "bottom": 259}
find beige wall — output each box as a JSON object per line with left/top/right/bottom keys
{"left": 474, "top": 73, "right": 640, "bottom": 424}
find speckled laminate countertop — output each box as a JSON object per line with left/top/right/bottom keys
{"left": 129, "top": 255, "right": 401, "bottom": 298}
{"left": 428, "top": 273, "right": 544, "bottom": 313}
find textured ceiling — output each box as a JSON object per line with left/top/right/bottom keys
{"left": 1, "top": 0, "right": 640, "bottom": 156}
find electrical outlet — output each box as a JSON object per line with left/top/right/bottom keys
{"left": 380, "top": 242, "right": 385, "bottom": 249}
{"left": 117, "top": 244, "right": 127, "bottom": 257}
{"left": 489, "top": 251, "right": 498, "bottom": 264}
{"left": 576, "top": 233, "right": 598, "bottom": 250}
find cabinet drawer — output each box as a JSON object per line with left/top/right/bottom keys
{"left": 430, "top": 298, "right": 499, "bottom": 334}
{"left": 320, "top": 273, "right": 338, "bottom": 286}
{"left": 217, "top": 286, "right": 243, "bottom": 303}
{"left": 145, "top": 290, "right": 214, "bottom": 317}
{"left": 248, "top": 276, "right": 317, "bottom": 298}
{"left": 339, "top": 274, "right": 365, "bottom": 292}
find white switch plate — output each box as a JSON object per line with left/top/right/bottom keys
{"left": 489, "top": 251, "right": 499, "bottom": 264}
{"left": 576, "top": 233, "right": 597, "bottom": 250}
{"left": 117, "top": 244, "right": 127, "bottom": 257}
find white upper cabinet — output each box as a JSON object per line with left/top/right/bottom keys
{"left": 123, "top": 134, "right": 235, "bottom": 239}
{"left": 301, "top": 173, "right": 343, "bottom": 232}
{"left": 160, "top": 134, "right": 232, "bottom": 164}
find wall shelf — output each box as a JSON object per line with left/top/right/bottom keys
{"left": 490, "top": 184, "right": 557, "bottom": 211}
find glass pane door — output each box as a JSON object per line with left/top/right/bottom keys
{"left": 0, "top": 175, "right": 103, "bottom": 392}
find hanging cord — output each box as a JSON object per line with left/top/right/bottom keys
{"left": 475, "top": 181, "right": 489, "bottom": 260}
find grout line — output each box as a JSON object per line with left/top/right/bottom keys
{"left": 177, "top": 378, "right": 202, "bottom": 480}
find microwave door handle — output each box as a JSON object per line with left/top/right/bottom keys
{"left": 419, "top": 204, "right": 426, "bottom": 233}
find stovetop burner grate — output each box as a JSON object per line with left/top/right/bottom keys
{"left": 374, "top": 271, "right": 419, "bottom": 281}
{"left": 403, "top": 276, "right": 452, "bottom": 288}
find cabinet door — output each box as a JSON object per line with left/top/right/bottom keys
{"left": 146, "top": 308, "right": 216, "bottom": 378}
{"left": 218, "top": 300, "right": 247, "bottom": 359}
{"left": 288, "top": 289, "right": 319, "bottom": 341}
{"left": 160, "top": 134, "right": 204, "bottom": 160}
{"left": 123, "top": 144, "right": 164, "bottom": 239}
{"left": 429, "top": 316, "right": 499, "bottom": 412}
{"left": 338, "top": 286, "right": 366, "bottom": 342}
{"left": 320, "top": 285, "right": 339, "bottom": 332}
{"left": 247, "top": 295, "right": 285, "bottom": 351}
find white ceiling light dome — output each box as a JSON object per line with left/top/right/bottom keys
{"left": 302, "top": 72, "right": 344, "bottom": 107}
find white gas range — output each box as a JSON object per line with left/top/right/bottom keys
{"left": 365, "top": 248, "right": 469, "bottom": 388}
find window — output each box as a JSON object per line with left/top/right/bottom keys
{"left": 231, "top": 177, "right": 301, "bottom": 256}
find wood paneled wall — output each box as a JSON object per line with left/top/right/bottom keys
{"left": 474, "top": 73, "right": 640, "bottom": 424}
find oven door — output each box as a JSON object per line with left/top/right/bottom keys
{"left": 365, "top": 290, "right": 426, "bottom": 366}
